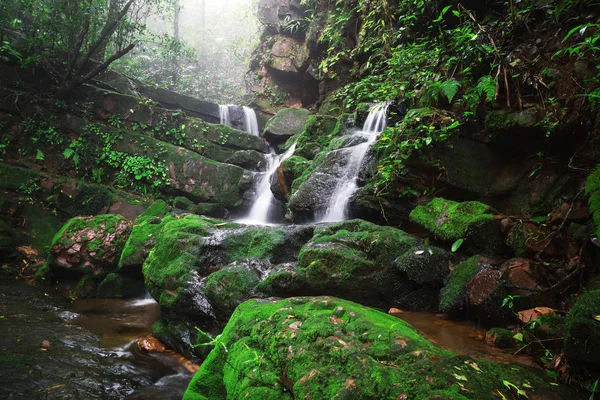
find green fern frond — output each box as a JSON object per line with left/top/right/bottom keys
{"left": 586, "top": 164, "right": 600, "bottom": 238}
{"left": 476, "top": 76, "right": 496, "bottom": 102}
{"left": 440, "top": 79, "right": 461, "bottom": 103}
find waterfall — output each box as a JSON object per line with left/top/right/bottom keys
{"left": 242, "top": 106, "right": 260, "bottom": 136}
{"left": 318, "top": 103, "right": 389, "bottom": 222}
{"left": 240, "top": 143, "right": 297, "bottom": 225}
{"left": 219, "top": 104, "right": 232, "bottom": 127}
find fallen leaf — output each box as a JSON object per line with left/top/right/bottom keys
{"left": 414, "top": 250, "right": 425, "bottom": 255}
{"left": 288, "top": 321, "right": 302, "bottom": 330}
{"left": 330, "top": 315, "right": 344, "bottom": 325}
{"left": 41, "top": 384, "right": 65, "bottom": 392}
{"left": 453, "top": 374, "right": 468, "bottom": 381}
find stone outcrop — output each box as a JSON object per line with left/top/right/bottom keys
{"left": 183, "top": 296, "right": 579, "bottom": 400}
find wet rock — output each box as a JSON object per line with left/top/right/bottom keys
{"left": 48, "top": 215, "right": 132, "bottom": 279}
{"left": 564, "top": 289, "right": 600, "bottom": 368}
{"left": 118, "top": 200, "right": 173, "bottom": 276}
{"left": 97, "top": 273, "right": 146, "bottom": 299}
{"left": 505, "top": 221, "right": 553, "bottom": 257}
{"left": 294, "top": 115, "right": 341, "bottom": 160}
{"left": 296, "top": 219, "right": 417, "bottom": 308}
{"left": 271, "top": 155, "right": 311, "bottom": 201}
{"left": 440, "top": 256, "right": 548, "bottom": 325}
{"left": 409, "top": 197, "right": 504, "bottom": 255}
{"left": 263, "top": 108, "right": 310, "bottom": 145}
{"left": 484, "top": 328, "right": 515, "bottom": 348}
{"left": 138, "top": 336, "right": 167, "bottom": 353}
{"left": 184, "top": 296, "right": 579, "bottom": 400}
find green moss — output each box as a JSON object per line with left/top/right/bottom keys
{"left": 296, "top": 219, "right": 416, "bottom": 306}
{"left": 184, "top": 296, "right": 571, "bottom": 400}
{"left": 264, "top": 108, "right": 310, "bottom": 139}
{"left": 409, "top": 198, "right": 503, "bottom": 255}
{"left": 439, "top": 256, "right": 482, "bottom": 313}
{"left": 204, "top": 267, "right": 260, "bottom": 316}
{"left": 0, "top": 163, "right": 40, "bottom": 191}
{"left": 73, "top": 275, "right": 97, "bottom": 298}
{"left": 564, "top": 289, "right": 600, "bottom": 367}
{"left": 140, "top": 200, "right": 170, "bottom": 218}
{"left": 118, "top": 205, "right": 175, "bottom": 272}
{"left": 142, "top": 215, "right": 215, "bottom": 309}
{"left": 288, "top": 115, "right": 341, "bottom": 160}
{"left": 486, "top": 328, "right": 514, "bottom": 348}
{"left": 394, "top": 245, "right": 455, "bottom": 284}
{"left": 410, "top": 198, "right": 493, "bottom": 241}
{"left": 223, "top": 227, "right": 288, "bottom": 262}
{"left": 586, "top": 164, "right": 600, "bottom": 239}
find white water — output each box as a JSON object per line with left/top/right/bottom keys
{"left": 318, "top": 103, "right": 389, "bottom": 222}
{"left": 242, "top": 106, "right": 260, "bottom": 136}
{"left": 219, "top": 104, "right": 232, "bottom": 127}
{"left": 240, "top": 143, "right": 297, "bottom": 225}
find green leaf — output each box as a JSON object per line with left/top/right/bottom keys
{"left": 513, "top": 332, "right": 524, "bottom": 342}
{"left": 440, "top": 79, "right": 461, "bottom": 103}
{"left": 36, "top": 149, "right": 45, "bottom": 161}
{"left": 593, "top": 315, "right": 600, "bottom": 321}
{"left": 63, "top": 148, "right": 74, "bottom": 159}
{"left": 531, "top": 216, "right": 547, "bottom": 223}
{"left": 451, "top": 238, "right": 464, "bottom": 253}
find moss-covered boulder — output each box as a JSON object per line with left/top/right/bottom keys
{"left": 484, "top": 328, "right": 515, "bottom": 348}
{"left": 271, "top": 155, "right": 311, "bottom": 201}
{"left": 118, "top": 200, "right": 174, "bottom": 275}
{"left": 263, "top": 108, "right": 310, "bottom": 145}
{"left": 297, "top": 219, "right": 417, "bottom": 307}
{"left": 142, "top": 215, "right": 219, "bottom": 321}
{"left": 48, "top": 214, "right": 131, "bottom": 279}
{"left": 290, "top": 114, "right": 341, "bottom": 160}
{"left": 564, "top": 289, "right": 600, "bottom": 368}
{"left": 409, "top": 198, "right": 504, "bottom": 255}
{"left": 184, "top": 296, "right": 578, "bottom": 400}
{"left": 439, "top": 256, "right": 488, "bottom": 314}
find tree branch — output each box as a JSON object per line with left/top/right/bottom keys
{"left": 63, "top": 15, "right": 91, "bottom": 82}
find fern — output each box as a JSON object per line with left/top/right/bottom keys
{"left": 476, "top": 75, "right": 496, "bottom": 102}
{"left": 440, "top": 79, "right": 461, "bottom": 103}
{"left": 586, "top": 164, "right": 600, "bottom": 239}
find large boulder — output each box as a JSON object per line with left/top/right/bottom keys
{"left": 118, "top": 200, "right": 174, "bottom": 276}
{"left": 439, "top": 256, "right": 549, "bottom": 325}
{"left": 263, "top": 108, "right": 310, "bottom": 145}
{"left": 564, "top": 289, "right": 600, "bottom": 368}
{"left": 184, "top": 296, "right": 578, "bottom": 400}
{"left": 48, "top": 215, "right": 132, "bottom": 278}
{"left": 409, "top": 198, "right": 504, "bottom": 255}
{"left": 296, "top": 219, "right": 417, "bottom": 307}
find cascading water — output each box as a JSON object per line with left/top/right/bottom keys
{"left": 318, "top": 103, "right": 389, "bottom": 222}
{"left": 242, "top": 106, "right": 260, "bottom": 136}
{"left": 240, "top": 143, "right": 297, "bottom": 225}
{"left": 219, "top": 104, "right": 232, "bottom": 127}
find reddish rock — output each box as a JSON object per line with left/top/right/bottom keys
{"left": 138, "top": 336, "right": 166, "bottom": 353}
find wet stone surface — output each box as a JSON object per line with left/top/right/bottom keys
{"left": 0, "top": 280, "right": 192, "bottom": 399}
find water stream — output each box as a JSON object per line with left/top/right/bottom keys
{"left": 317, "top": 103, "right": 389, "bottom": 222}
{"left": 0, "top": 280, "right": 194, "bottom": 400}
{"left": 218, "top": 104, "right": 231, "bottom": 127}
{"left": 242, "top": 106, "right": 259, "bottom": 136}
{"left": 239, "top": 143, "right": 297, "bottom": 225}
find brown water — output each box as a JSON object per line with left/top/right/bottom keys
{"left": 0, "top": 279, "right": 194, "bottom": 400}
{"left": 393, "top": 310, "right": 537, "bottom": 367}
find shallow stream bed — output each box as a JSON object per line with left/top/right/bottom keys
{"left": 0, "top": 279, "right": 193, "bottom": 400}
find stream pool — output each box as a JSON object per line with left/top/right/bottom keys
{"left": 0, "top": 279, "right": 193, "bottom": 400}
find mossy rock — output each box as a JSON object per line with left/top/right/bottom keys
{"left": 173, "top": 196, "right": 194, "bottom": 211}
{"left": 263, "top": 108, "right": 310, "bottom": 145}
{"left": 485, "top": 328, "right": 515, "bottom": 348}
{"left": 439, "top": 255, "right": 484, "bottom": 313}
{"left": 73, "top": 275, "right": 98, "bottom": 299}
{"left": 297, "top": 219, "right": 417, "bottom": 307}
{"left": 409, "top": 198, "right": 503, "bottom": 255}
{"left": 564, "top": 289, "right": 600, "bottom": 368}
{"left": 142, "top": 214, "right": 217, "bottom": 317}
{"left": 289, "top": 114, "right": 341, "bottom": 160}
{"left": 485, "top": 108, "right": 543, "bottom": 131}
{"left": 394, "top": 244, "right": 455, "bottom": 285}
{"left": 222, "top": 225, "right": 314, "bottom": 264}
{"left": 119, "top": 200, "right": 174, "bottom": 275}
{"left": 184, "top": 296, "right": 578, "bottom": 400}
{"left": 48, "top": 214, "right": 131, "bottom": 279}
{"left": 0, "top": 163, "right": 40, "bottom": 192}
{"left": 97, "top": 273, "right": 145, "bottom": 299}
{"left": 204, "top": 265, "right": 261, "bottom": 317}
